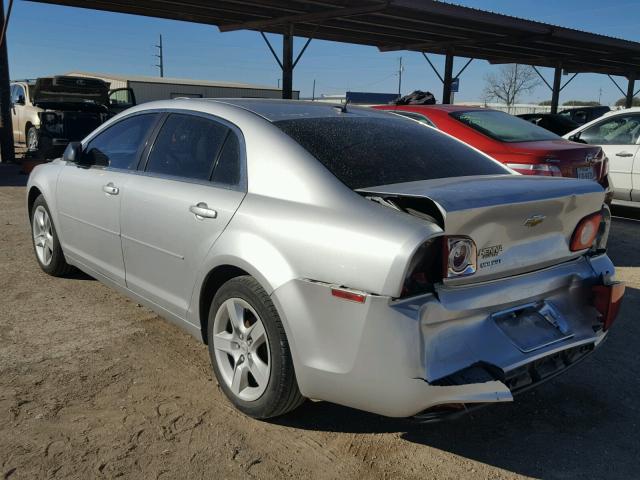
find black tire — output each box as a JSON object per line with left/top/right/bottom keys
{"left": 30, "top": 194, "right": 73, "bottom": 276}
{"left": 26, "top": 126, "right": 39, "bottom": 152}
{"left": 207, "top": 276, "right": 304, "bottom": 419}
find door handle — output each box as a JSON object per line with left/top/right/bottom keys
{"left": 189, "top": 202, "right": 217, "bottom": 219}
{"left": 102, "top": 183, "right": 119, "bottom": 195}
{"left": 615, "top": 151, "right": 634, "bottom": 157}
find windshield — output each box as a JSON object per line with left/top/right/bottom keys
{"left": 451, "top": 110, "right": 560, "bottom": 142}
{"left": 274, "top": 116, "right": 509, "bottom": 189}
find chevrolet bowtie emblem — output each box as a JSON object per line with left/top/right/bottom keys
{"left": 524, "top": 215, "right": 545, "bottom": 227}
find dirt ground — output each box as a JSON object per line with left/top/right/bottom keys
{"left": 1, "top": 163, "right": 639, "bottom": 480}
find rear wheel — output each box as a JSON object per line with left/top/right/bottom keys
{"left": 31, "top": 195, "right": 73, "bottom": 276}
{"left": 207, "top": 276, "right": 304, "bottom": 418}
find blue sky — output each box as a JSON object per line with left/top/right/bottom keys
{"left": 6, "top": 0, "right": 639, "bottom": 105}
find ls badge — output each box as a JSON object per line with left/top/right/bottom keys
{"left": 524, "top": 215, "right": 546, "bottom": 227}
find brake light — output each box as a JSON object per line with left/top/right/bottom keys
{"left": 443, "top": 236, "right": 477, "bottom": 278}
{"left": 331, "top": 288, "right": 366, "bottom": 303}
{"left": 592, "top": 282, "right": 625, "bottom": 331}
{"left": 506, "top": 163, "right": 562, "bottom": 177}
{"left": 570, "top": 212, "right": 603, "bottom": 251}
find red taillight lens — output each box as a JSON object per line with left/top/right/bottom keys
{"left": 331, "top": 288, "right": 366, "bottom": 303}
{"left": 506, "top": 163, "right": 562, "bottom": 177}
{"left": 570, "top": 212, "right": 603, "bottom": 251}
{"left": 592, "top": 282, "right": 625, "bottom": 331}
{"left": 443, "top": 236, "right": 477, "bottom": 278}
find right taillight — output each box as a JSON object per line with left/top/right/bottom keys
{"left": 570, "top": 212, "right": 603, "bottom": 251}
{"left": 506, "top": 163, "right": 562, "bottom": 177}
{"left": 592, "top": 282, "right": 625, "bottom": 331}
{"left": 443, "top": 236, "right": 477, "bottom": 278}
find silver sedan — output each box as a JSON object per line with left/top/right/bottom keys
{"left": 27, "top": 99, "right": 624, "bottom": 420}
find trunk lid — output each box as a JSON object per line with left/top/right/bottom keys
{"left": 359, "top": 175, "right": 605, "bottom": 285}
{"left": 32, "top": 76, "right": 110, "bottom": 109}
{"left": 507, "top": 140, "right": 605, "bottom": 181}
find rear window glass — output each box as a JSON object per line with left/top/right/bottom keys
{"left": 451, "top": 110, "right": 559, "bottom": 142}
{"left": 274, "top": 116, "right": 508, "bottom": 189}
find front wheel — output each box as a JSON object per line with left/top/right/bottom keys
{"left": 27, "top": 126, "right": 39, "bottom": 152}
{"left": 31, "top": 195, "right": 73, "bottom": 276}
{"left": 207, "top": 276, "right": 304, "bottom": 419}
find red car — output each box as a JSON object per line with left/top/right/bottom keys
{"left": 373, "top": 105, "right": 609, "bottom": 193}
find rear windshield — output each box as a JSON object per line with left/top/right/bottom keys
{"left": 451, "top": 110, "right": 559, "bottom": 142}
{"left": 274, "top": 116, "right": 509, "bottom": 189}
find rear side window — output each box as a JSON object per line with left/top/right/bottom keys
{"left": 146, "top": 113, "right": 229, "bottom": 181}
{"left": 212, "top": 133, "right": 241, "bottom": 185}
{"left": 83, "top": 113, "right": 159, "bottom": 169}
{"left": 274, "top": 116, "right": 508, "bottom": 189}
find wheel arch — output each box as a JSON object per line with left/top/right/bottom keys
{"left": 27, "top": 185, "right": 42, "bottom": 219}
{"left": 198, "top": 264, "right": 251, "bottom": 344}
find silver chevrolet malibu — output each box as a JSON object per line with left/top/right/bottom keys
{"left": 27, "top": 99, "right": 625, "bottom": 420}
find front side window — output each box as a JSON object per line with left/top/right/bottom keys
{"left": 12, "top": 85, "right": 24, "bottom": 104}
{"left": 579, "top": 114, "right": 640, "bottom": 145}
{"left": 83, "top": 113, "right": 159, "bottom": 169}
{"left": 145, "top": 113, "right": 229, "bottom": 181}
{"left": 274, "top": 116, "right": 509, "bottom": 189}
{"left": 451, "top": 110, "right": 559, "bottom": 142}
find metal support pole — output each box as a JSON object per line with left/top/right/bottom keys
{"left": 550, "top": 66, "right": 562, "bottom": 114}
{"left": 0, "top": 0, "right": 14, "bottom": 163}
{"left": 442, "top": 51, "right": 454, "bottom": 105}
{"left": 626, "top": 76, "right": 636, "bottom": 109}
{"left": 282, "top": 25, "right": 293, "bottom": 100}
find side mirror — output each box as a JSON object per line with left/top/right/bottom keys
{"left": 568, "top": 132, "right": 586, "bottom": 144}
{"left": 63, "top": 142, "right": 84, "bottom": 163}
{"left": 16, "top": 95, "right": 25, "bottom": 105}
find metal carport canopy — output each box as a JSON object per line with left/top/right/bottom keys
{"left": 26, "top": 0, "right": 640, "bottom": 105}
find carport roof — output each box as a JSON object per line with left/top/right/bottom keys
{"left": 27, "top": 0, "right": 640, "bottom": 77}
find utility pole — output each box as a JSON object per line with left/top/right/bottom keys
{"left": 598, "top": 87, "right": 602, "bottom": 105}
{"left": 312, "top": 79, "right": 316, "bottom": 101}
{"left": 0, "top": 0, "right": 14, "bottom": 163}
{"left": 397, "top": 56, "right": 403, "bottom": 96}
{"left": 277, "top": 78, "right": 280, "bottom": 89}
{"left": 155, "top": 34, "right": 164, "bottom": 78}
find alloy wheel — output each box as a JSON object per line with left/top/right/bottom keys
{"left": 212, "top": 298, "right": 271, "bottom": 401}
{"left": 32, "top": 205, "right": 54, "bottom": 266}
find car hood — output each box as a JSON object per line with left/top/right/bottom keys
{"left": 358, "top": 175, "right": 605, "bottom": 284}
{"left": 32, "top": 76, "right": 110, "bottom": 109}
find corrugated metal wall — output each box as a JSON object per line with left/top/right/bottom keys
{"left": 129, "top": 81, "right": 298, "bottom": 104}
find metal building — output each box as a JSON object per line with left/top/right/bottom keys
{"left": 66, "top": 71, "right": 299, "bottom": 104}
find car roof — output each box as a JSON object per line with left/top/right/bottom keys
{"left": 600, "top": 106, "right": 640, "bottom": 117}
{"left": 202, "top": 98, "right": 390, "bottom": 122}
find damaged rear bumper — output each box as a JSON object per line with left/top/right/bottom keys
{"left": 271, "top": 253, "right": 616, "bottom": 418}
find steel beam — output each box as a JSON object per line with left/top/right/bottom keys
{"left": 282, "top": 25, "right": 293, "bottom": 99}
{"left": 0, "top": 0, "right": 14, "bottom": 163}
{"left": 626, "top": 75, "right": 636, "bottom": 109}
{"left": 442, "top": 51, "right": 454, "bottom": 104}
{"left": 218, "top": 3, "right": 387, "bottom": 32}
{"left": 550, "top": 66, "right": 562, "bottom": 114}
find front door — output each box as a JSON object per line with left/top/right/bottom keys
{"left": 578, "top": 113, "right": 640, "bottom": 201}
{"left": 121, "top": 113, "right": 246, "bottom": 319}
{"left": 56, "top": 113, "right": 160, "bottom": 284}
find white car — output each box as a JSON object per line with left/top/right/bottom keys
{"left": 564, "top": 107, "right": 640, "bottom": 207}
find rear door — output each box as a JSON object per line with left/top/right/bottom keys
{"left": 121, "top": 112, "right": 246, "bottom": 319}
{"left": 56, "top": 113, "right": 160, "bottom": 285}
{"left": 577, "top": 113, "right": 640, "bottom": 201}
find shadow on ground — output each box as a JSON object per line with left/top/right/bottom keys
{"left": 274, "top": 285, "right": 640, "bottom": 479}
{"left": 0, "top": 163, "right": 27, "bottom": 186}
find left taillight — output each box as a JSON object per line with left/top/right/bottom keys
{"left": 506, "top": 163, "right": 562, "bottom": 177}
{"left": 570, "top": 212, "right": 603, "bottom": 251}
{"left": 443, "top": 236, "right": 477, "bottom": 278}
